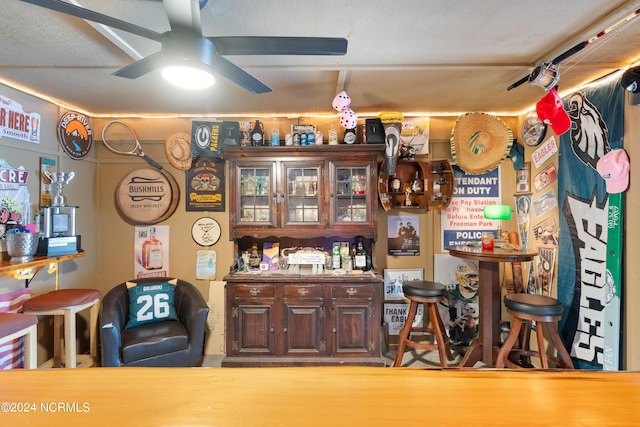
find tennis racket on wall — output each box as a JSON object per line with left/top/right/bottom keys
{"left": 102, "top": 120, "right": 163, "bottom": 170}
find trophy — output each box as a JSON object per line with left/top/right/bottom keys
{"left": 45, "top": 170, "right": 75, "bottom": 206}
{"left": 37, "top": 170, "right": 80, "bottom": 256}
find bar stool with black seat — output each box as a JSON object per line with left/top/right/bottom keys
{"left": 496, "top": 293, "right": 574, "bottom": 369}
{"left": 0, "top": 313, "right": 38, "bottom": 369}
{"left": 393, "top": 281, "right": 454, "bottom": 367}
{"left": 22, "top": 288, "right": 101, "bottom": 368}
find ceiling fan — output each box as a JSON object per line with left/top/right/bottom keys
{"left": 20, "top": 0, "right": 348, "bottom": 93}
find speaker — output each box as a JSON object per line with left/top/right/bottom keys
{"left": 365, "top": 118, "right": 385, "bottom": 144}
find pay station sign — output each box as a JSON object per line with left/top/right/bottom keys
{"left": 441, "top": 165, "right": 501, "bottom": 250}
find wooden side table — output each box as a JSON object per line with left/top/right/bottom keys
{"left": 446, "top": 245, "right": 537, "bottom": 367}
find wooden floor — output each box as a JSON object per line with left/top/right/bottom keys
{"left": 1, "top": 366, "right": 640, "bottom": 426}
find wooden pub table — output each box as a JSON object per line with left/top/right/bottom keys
{"left": 446, "top": 244, "right": 538, "bottom": 367}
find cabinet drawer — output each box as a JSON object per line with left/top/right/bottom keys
{"left": 234, "top": 284, "right": 275, "bottom": 298}
{"left": 283, "top": 284, "right": 323, "bottom": 299}
{"left": 331, "top": 284, "right": 373, "bottom": 299}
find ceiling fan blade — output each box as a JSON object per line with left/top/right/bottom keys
{"left": 212, "top": 56, "right": 272, "bottom": 94}
{"left": 20, "top": 0, "right": 163, "bottom": 42}
{"left": 210, "top": 37, "right": 348, "bottom": 56}
{"left": 163, "top": 0, "right": 202, "bottom": 35}
{"left": 112, "top": 52, "right": 165, "bottom": 79}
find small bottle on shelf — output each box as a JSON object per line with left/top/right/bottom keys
{"left": 390, "top": 175, "right": 402, "bottom": 193}
{"left": 411, "top": 170, "right": 423, "bottom": 192}
{"left": 251, "top": 120, "right": 264, "bottom": 146}
{"left": 328, "top": 123, "right": 338, "bottom": 145}
{"left": 270, "top": 119, "right": 280, "bottom": 146}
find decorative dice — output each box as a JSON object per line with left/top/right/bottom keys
{"left": 340, "top": 108, "right": 358, "bottom": 129}
{"left": 332, "top": 91, "right": 351, "bottom": 112}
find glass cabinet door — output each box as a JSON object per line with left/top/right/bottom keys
{"left": 283, "top": 163, "right": 322, "bottom": 226}
{"left": 333, "top": 164, "right": 370, "bottom": 225}
{"left": 238, "top": 166, "right": 273, "bottom": 225}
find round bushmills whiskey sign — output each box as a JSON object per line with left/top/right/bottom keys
{"left": 115, "top": 168, "right": 179, "bottom": 225}
{"left": 57, "top": 111, "right": 93, "bottom": 160}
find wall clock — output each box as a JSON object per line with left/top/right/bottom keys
{"left": 191, "top": 217, "right": 221, "bottom": 247}
{"left": 521, "top": 112, "right": 548, "bottom": 146}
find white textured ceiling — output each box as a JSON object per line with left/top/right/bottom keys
{"left": 2, "top": 0, "right": 640, "bottom": 117}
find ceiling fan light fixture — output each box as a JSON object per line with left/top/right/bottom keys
{"left": 529, "top": 63, "right": 560, "bottom": 90}
{"left": 162, "top": 65, "right": 215, "bottom": 90}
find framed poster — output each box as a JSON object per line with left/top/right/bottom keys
{"left": 39, "top": 157, "right": 55, "bottom": 208}
{"left": 516, "top": 162, "right": 531, "bottom": 193}
{"left": 134, "top": 225, "right": 169, "bottom": 279}
{"left": 383, "top": 268, "right": 424, "bottom": 301}
{"left": 434, "top": 254, "right": 479, "bottom": 346}
{"left": 384, "top": 303, "right": 424, "bottom": 336}
{"left": 387, "top": 215, "right": 420, "bottom": 256}
{"left": 186, "top": 156, "right": 225, "bottom": 211}
{"left": 383, "top": 268, "right": 424, "bottom": 337}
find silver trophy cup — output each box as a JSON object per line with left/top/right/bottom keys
{"left": 44, "top": 171, "right": 75, "bottom": 206}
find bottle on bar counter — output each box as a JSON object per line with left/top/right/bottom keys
{"left": 353, "top": 236, "right": 367, "bottom": 271}
{"left": 249, "top": 242, "right": 261, "bottom": 270}
{"left": 332, "top": 242, "right": 341, "bottom": 269}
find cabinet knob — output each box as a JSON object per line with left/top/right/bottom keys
{"left": 283, "top": 328, "right": 288, "bottom": 333}
{"left": 270, "top": 327, "right": 275, "bottom": 333}
{"left": 330, "top": 193, "right": 334, "bottom": 198}
{"left": 332, "top": 327, "right": 337, "bottom": 333}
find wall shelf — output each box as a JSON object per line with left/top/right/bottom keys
{"left": 379, "top": 159, "right": 454, "bottom": 211}
{"left": 0, "top": 251, "right": 85, "bottom": 284}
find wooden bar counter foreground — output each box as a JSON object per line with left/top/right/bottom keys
{"left": 2, "top": 367, "right": 640, "bottom": 426}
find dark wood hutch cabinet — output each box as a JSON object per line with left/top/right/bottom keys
{"left": 221, "top": 145, "right": 385, "bottom": 367}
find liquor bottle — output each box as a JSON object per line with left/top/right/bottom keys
{"left": 251, "top": 120, "right": 264, "bottom": 146}
{"left": 328, "top": 123, "right": 338, "bottom": 145}
{"left": 142, "top": 227, "right": 163, "bottom": 270}
{"left": 353, "top": 236, "right": 368, "bottom": 270}
{"left": 270, "top": 119, "right": 280, "bottom": 146}
{"left": 344, "top": 128, "right": 357, "bottom": 144}
{"left": 390, "top": 175, "right": 402, "bottom": 192}
{"left": 249, "top": 242, "right": 261, "bottom": 270}
{"left": 411, "top": 170, "right": 423, "bottom": 192}
{"left": 332, "top": 242, "right": 341, "bottom": 269}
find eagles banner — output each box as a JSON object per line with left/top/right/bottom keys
{"left": 557, "top": 77, "right": 624, "bottom": 370}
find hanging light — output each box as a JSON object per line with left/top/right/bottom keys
{"left": 528, "top": 63, "right": 560, "bottom": 90}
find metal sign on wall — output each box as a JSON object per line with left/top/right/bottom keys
{"left": 57, "top": 111, "right": 93, "bottom": 160}
{"left": 0, "top": 94, "right": 41, "bottom": 144}
{"left": 186, "top": 156, "right": 225, "bottom": 211}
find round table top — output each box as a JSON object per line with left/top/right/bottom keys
{"left": 446, "top": 245, "right": 538, "bottom": 263}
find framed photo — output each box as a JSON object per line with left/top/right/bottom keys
{"left": 383, "top": 268, "right": 424, "bottom": 301}
{"left": 516, "top": 162, "right": 531, "bottom": 193}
